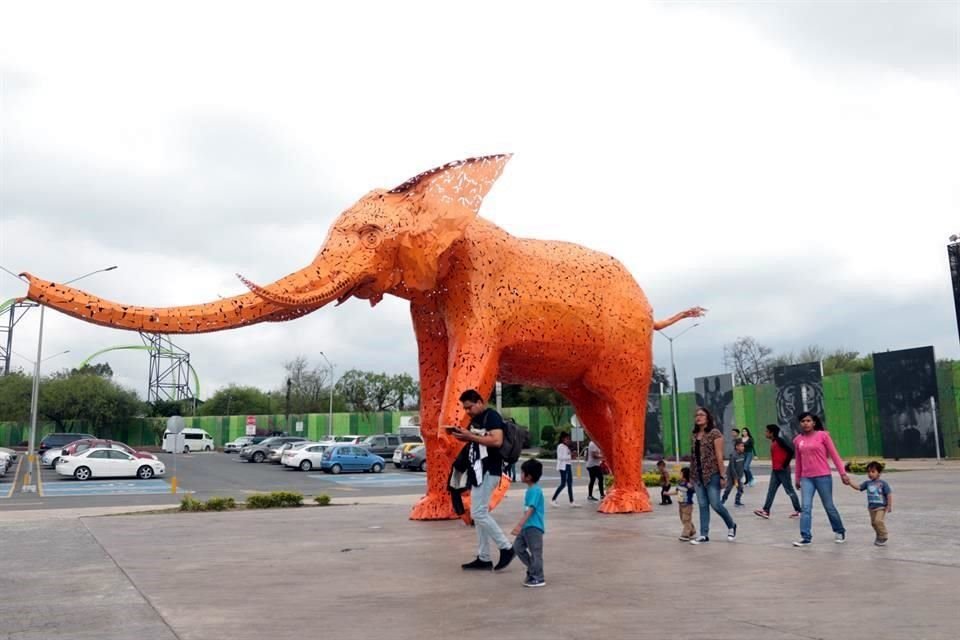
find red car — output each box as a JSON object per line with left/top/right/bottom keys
{"left": 59, "top": 439, "right": 157, "bottom": 462}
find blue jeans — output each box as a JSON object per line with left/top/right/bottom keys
{"left": 552, "top": 465, "right": 573, "bottom": 502}
{"left": 471, "top": 472, "right": 512, "bottom": 561}
{"left": 693, "top": 472, "right": 736, "bottom": 537}
{"left": 743, "top": 452, "right": 754, "bottom": 484}
{"left": 799, "top": 475, "right": 845, "bottom": 542}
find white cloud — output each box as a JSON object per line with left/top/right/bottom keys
{"left": 1, "top": 0, "right": 958, "bottom": 396}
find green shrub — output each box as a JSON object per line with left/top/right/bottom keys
{"left": 540, "top": 425, "right": 556, "bottom": 448}
{"left": 245, "top": 494, "right": 275, "bottom": 509}
{"left": 603, "top": 471, "right": 681, "bottom": 490}
{"left": 204, "top": 496, "right": 236, "bottom": 511}
{"left": 271, "top": 491, "right": 304, "bottom": 507}
{"left": 845, "top": 459, "right": 887, "bottom": 474}
{"left": 179, "top": 495, "right": 205, "bottom": 512}
{"left": 314, "top": 494, "right": 331, "bottom": 506}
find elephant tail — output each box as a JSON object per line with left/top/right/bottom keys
{"left": 654, "top": 306, "right": 707, "bottom": 331}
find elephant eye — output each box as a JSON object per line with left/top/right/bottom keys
{"left": 359, "top": 226, "right": 383, "bottom": 249}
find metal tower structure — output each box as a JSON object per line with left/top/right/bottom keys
{"left": 141, "top": 332, "right": 197, "bottom": 411}
{"left": 1, "top": 298, "right": 37, "bottom": 376}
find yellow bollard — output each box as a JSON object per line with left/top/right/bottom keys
{"left": 575, "top": 461, "right": 582, "bottom": 479}
{"left": 171, "top": 476, "right": 178, "bottom": 494}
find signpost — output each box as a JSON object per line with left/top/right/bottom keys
{"left": 295, "top": 420, "right": 304, "bottom": 433}
{"left": 245, "top": 415, "right": 257, "bottom": 437}
{"left": 166, "top": 416, "right": 185, "bottom": 495}
{"left": 571, "top": 415, "right": 584, "bottom": 479}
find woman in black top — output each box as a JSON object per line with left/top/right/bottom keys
{"left": 741, "top": 427, "right": 755, "bottom": 486}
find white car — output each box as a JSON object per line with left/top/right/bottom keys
{"left": 41, "top": 447, "right": 64, "bottom": 468}
{"left": 56, "top": 447, "right": 166, "bottom": 481}
{"left": 224, "top": 436, "right": 254, "bottom": 453}
{"left": 282, "top": 443, "right": 331, "bottom": 471}
{"left": 0, "top": 447, "right": 18, "bottom": 462}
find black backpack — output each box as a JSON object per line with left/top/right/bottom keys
{"left": 499, "top": 418, "right": 529, "bottom": 465}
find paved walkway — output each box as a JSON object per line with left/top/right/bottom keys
{"left": 1, "top": 467, "right": 957, "bottom": 639}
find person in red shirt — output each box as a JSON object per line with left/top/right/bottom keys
{"left": 753, "top": 424, "right": 801, "bottom": 519}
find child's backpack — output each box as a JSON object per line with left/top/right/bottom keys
{"left": 499, "top": 418, "right": 530, "bottom": 465}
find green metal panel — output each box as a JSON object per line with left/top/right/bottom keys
{"left": 823, "top": 374, "right": 856, "bottom": 457}
{"left": 937, "top": 362, "right": 960, "bottom": 458}
{"left": 861, "top": 373, "right": 883, "bottom": 456}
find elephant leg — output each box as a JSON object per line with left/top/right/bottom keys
{"left": 409, "top": 304, "right": 460, "bottom": 520}
{"left": 585, "top": 366, "right": 653, "bottom": 514}
{"left": 560, "top": 383, "right": 617, "bottom": 509}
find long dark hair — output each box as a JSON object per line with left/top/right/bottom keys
{"left": 797, "top": 412, "right": 825, "bottom": 431}
{"left": 692, "top": 406, "right": 716, "bottom": 434}
{"left": 741, "top": 427, "right": 752, "bottom": 439}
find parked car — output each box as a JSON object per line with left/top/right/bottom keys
{"left": 282, "top": 443, "right": 331, "bottom": 471}
{"left": 224, "top": 436, "right": 255, "bottom": 453}
{"left": 269, "top": 440, "right": 315, "bottom": 463}
{"left": 38, "top": 433, "right": 96, "bottom": 455}
{"left": 56, "top": 447, "right": 166, "bottom": 481}
{"left": 392, "top": 442, "right": 424, "bottom": 468}
{"left": 47, "top": 439, "right": 157, "bottom": 468}
{"left": 239, "top": 437, "right": 307, "bottom": 463}
{"left": 399, "top": 445, "right": 426, "bottom": 472}
{"left": 0, "top": 446, "right": 18, "bottom": 462}
{"left": 0, "top": 451, "right": 11, "bottom": 476}
{"left": 360, "top": 434, "right": 422, "bottom": 458}
{"left": 162, "top": 428, "right": 215, "bottom": 453}
{"left": 320, "top": 445, "right": 385, "bottom": 474}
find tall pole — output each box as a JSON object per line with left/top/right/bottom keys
{"left": 930, "top": 396, "right": 942, "bottom": 464}
{"left": 669, "top": 338, "right": 680, "bottom": 465}
{"left": 947, "top": 237, "right": 960, "bottom": 344}
{"left": 23, "top": 265, "right": 117, "bottom": 492}
{"left": 319, "top": 352, "right": 335, "bottom": 439}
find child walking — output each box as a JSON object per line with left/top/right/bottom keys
{"left": 512, "top": 458, "right": 546, "bottom": 587}
{"left": 848, "top": 461, "right": 893, "bottom": 546}
{"left": 676, "top": 467, "right": 696, "bottom": 541}
{"left": 657, "top": 460, "right": 673, "bottom": 504}
{"left": 722, "top": 440, "right": 746, "bottom": 506}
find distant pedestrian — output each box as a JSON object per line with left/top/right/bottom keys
{"left": 586, "top": 439, "right": 605, "bottom": 502}
{"left": 657, "top": 459, "right": 673, "bottom": 504}
{"left": 792, "top": 412, "right": 851, "bottom": 547}
{"left": 551, "top": 432, "right": 580, "bottom": 507}
{"left": 511, "top": 458, "right": 546, "bottom": 587}
{"left": 754, "top": 424, "right": 801, "bottom": 519}
{"left": 676, "top": 467, "right": 696, "bottom": 541}
{"left": 721, "top": 441, "right": 745, "bottom": 506}
{"left": 740, "top": 427, "right": 756, "bottom": 486}
{"left": 689, "top": 407, "right": 738, "bottom": 544}
{"left": 847, "top": 461, "right": 893, "bottom": 546}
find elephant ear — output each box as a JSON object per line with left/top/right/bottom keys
{"left": 390, "top": 154, "right": 511, "bottom": 291}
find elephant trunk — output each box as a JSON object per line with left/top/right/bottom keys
{"left": 18, "top": 262, "right": 341, "bottom": 334}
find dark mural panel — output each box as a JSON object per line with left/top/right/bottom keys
{"left": 774, "top": 362, "right": 824, "bottom": 439}
{"left": 645, "top": 392, "right": 663, "bottom": 455}
{"left": 695, "top": 373, "right": 735, "bottom": 452}
{"left": 873, "top": 347, "right": 940, "bottom": 458}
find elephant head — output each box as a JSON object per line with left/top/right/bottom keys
{"left": 20, "top": 154, "right": 511, "bottom": 333}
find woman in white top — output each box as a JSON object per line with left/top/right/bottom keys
{"left": 586, "top": 440, "right": 605, "bottom": 501}
{"left": 551, "top": 432, "right": 580, "bottom": 507}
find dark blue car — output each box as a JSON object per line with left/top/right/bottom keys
{"left": 320, "top": 445, "right": 385, "bottom": 474}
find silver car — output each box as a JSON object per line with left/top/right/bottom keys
{"left": 224, "top": 436, "right": 254, "bottom": 454}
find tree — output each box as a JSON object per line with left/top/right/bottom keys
{"left": 0, "top": 372, "right": 33, "bottom": 421}
{"left": 723, "top": 336, "right": 775, "bottom": 385}
{"left": 393, "top": 373, "right": 419, "bottom": 410}
{"left": 198, "top": 385, "right": 272, "bottom": 416}
{"left": 39, "top": 373, "right": 145, "bottom": 437}
{"left": 822, "top": 350, "right": 873, "bottom": 375}
{"left": 283, "top": 356, "right": 331, "bottom": 413}
{"left": 71, "top": 362, "right": 114, "bottom": 378}
{"left": 651, "top": 364, "right": 671, "bottom": 393}
{"left": 337, "top": 370, "right": 421, "bottom": 414}
{"left": 149, "top": 399, "right": 193, "bottom": 417}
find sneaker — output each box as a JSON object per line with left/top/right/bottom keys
{"left": 748, "top": 479, "right": 756, "bottom": 487}
{"left": 523, "top": 578, "right": 546, "bottom": 588}
{"left": 550, "top": 499, "right": 559, "bottom": 507}
{"left": 727, "top": 524, "right": 737, "bottom": 541}
{"left": 875, "top": 538, "right": 888, "bottom": 547}
{"left": 735, "top": 502, "right": 744, "bottom": 507}
{"left": 569, "top": 502, "right": 582, "bottom": 508}
{"left": 788, "top": 512, "right": 801, "bottom": 519}
{"left": 689, "top": 536, "right": 710, "bottom": 545}
{"left": 834, "top": 532, "right": 846, "bottom": 544}
{"left": 678, "top": 535, "right": 692, "bottom": 542}
{"left": 587, "top": 495, "right": 599, "bottom": 502}
{"left": 792, "top": 539, "right": 812, "bottom": 547}
{"left": 494, "top": 547, "right": 515, "bottom": 571}
{"left": 462, "top": 557, "right": 494, "bottom": 570}
{"left": 753, "top": 509, "right": 770, "bottom": 519}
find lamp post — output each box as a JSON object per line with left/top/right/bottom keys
{"left": 319, "top": 351, "right": 335, "bottom": 439}
{"left": 23, "top": 265, "right": 117, "bottom": 491}
{"left": 947, "top": 234, "right": 960, "bottom": 345}
{"left": 656, "top": 322, "right": 700, "bottom": 465}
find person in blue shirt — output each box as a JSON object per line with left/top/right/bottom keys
{"left": 511, "top": 458, "right": 546, "bottom": 587}
{"left": 848, "top": 460, "right": 893, "bottom": 546}
{"left": 675, "top": 466, "right": 697, "bottom": 541}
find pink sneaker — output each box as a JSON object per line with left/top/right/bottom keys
{"left": 789, "top": 512, "right": 801, "bottom": 519}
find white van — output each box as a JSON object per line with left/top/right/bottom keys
{"left": 163, "top": 428, "right": 215, "bottom": 453}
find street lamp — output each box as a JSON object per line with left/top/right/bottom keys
{"left": 656, "top": 322, "right": 700, "bottom": 465}
{"left": 319, "top": 351, "right": 335, "bottom": 439}
{"left": 23, "top": 265, "right": 117, "bottom": 491}
{"left": 947, "top": 235, "right": 960, "bottom": 346}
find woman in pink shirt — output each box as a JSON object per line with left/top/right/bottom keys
{"left": 792, "top": 412, "right": 851, "bottom": 546}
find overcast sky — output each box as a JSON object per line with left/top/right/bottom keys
{"left": 2, "top": 0, "right": 958, "bottom": 399}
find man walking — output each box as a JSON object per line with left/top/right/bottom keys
{"left": 450, "top": 389, "right": 515, "bottom": 571}
{"left": 753, "top": 424, "right": 801, "bottom": 519}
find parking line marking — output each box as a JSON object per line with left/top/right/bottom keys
{"left": 4, "top": 457, "right": 23, "bottom": 498}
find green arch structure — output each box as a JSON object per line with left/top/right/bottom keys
{"left": 80, "top": 345, "right": 201, "bottom": 399}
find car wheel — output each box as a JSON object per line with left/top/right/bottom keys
{"left": 300, "top": 460, "right": 312, "bottom": 472}
{"left": 394, "top": 462, "right": 402, "bottom": 468}
{"left": 183, "top": 446, "right": 190, "bottom": 454}
{"left": 137, "top": 465, "right": 154, "bottom": 480}
{"left": 418, "top": 460, "right": 427, "bottom": 472}
{"left": 74, "top": 466, "right": 91, "bottom": 481}
{"left": 330, "top": 463, "right": 342, "bottom": 475}
{"left": 252, "top": 451, "right": 265, "bottom": 463}
{"left": 371, "top": 463, "right": 383, "bottom": 473}
{"left": 51, "top": 457, "right": 60, "bottom": 468}
{"left": 204, "top": 445, "right": 212, "bottom": 452}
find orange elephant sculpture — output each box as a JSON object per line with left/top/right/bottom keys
{"left": 20, "top": 154, "right": 703, "bottom": 518}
